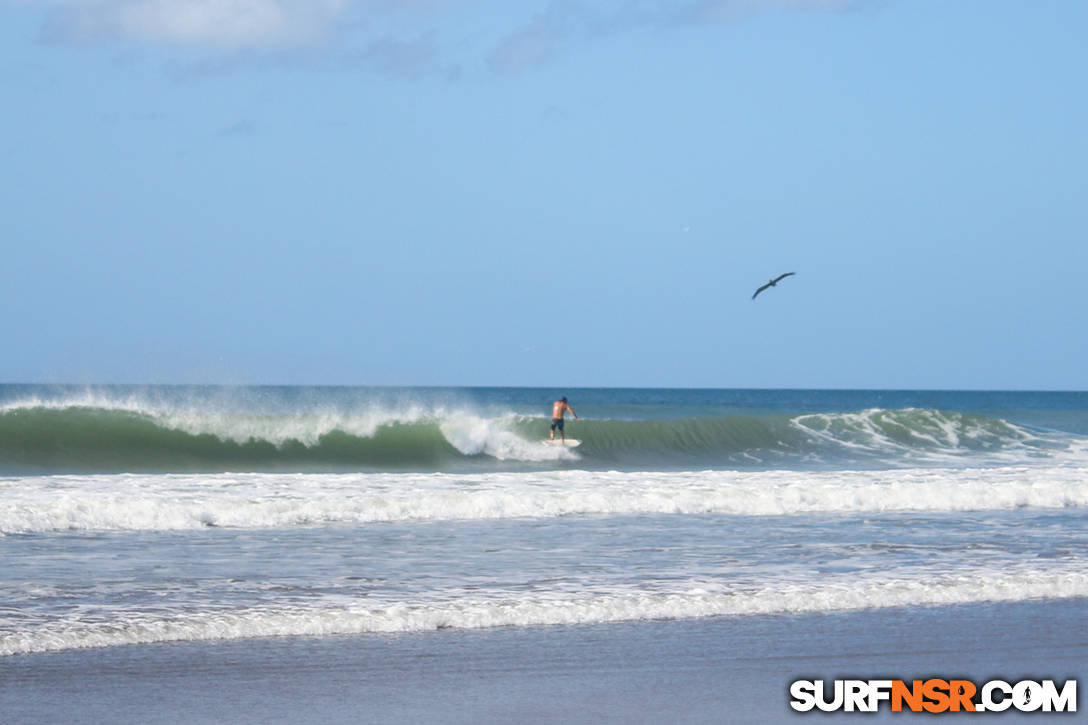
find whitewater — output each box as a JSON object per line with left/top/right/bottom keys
{"left": 1, "top": 385, "right": 1086, "bottom": 659}
{"left": 3, "top": 467, "right": 1087, "bottom": 535}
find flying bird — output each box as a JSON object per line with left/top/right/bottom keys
{"left": 751, "top": 272, "right": 795, "bottom": 300}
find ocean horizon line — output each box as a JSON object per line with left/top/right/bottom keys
{"left": 3, "top": 381, "right": 1087, "bottom": 394}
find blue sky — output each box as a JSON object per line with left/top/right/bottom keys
{"left": 2, "top": 0, "right": 1085, "bottom": 389}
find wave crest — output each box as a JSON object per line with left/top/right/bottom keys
{"left": 0, "top": 397, "right": 1078, "bottom": 473}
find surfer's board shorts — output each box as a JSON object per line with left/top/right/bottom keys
{"left": 551, "top": 418, "right": 564, "bottom": 431}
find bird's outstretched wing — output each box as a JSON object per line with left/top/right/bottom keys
{"left": 751, "top": 272, "right": 796, "bottom": 300}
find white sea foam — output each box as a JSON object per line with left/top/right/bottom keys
{"left": 5, "top": 392, "right": 1086, "bottom": 471}
{"left": 2, "top": 465, "right": 1086, "bottom": 534}
{"left": 440, "top": 414, "right": 577, "bottom": 461}
{"left": 0, "top": 390, "right": 570, "bottom": 463}
{"left": 789, "top": 408, "right": 1060, "bottom": 464}
{"left": 0, "top": 390, "right": 438, "bottom": 446}
{"left": 3, "top": 566, "right": 1085, "bottom": 656}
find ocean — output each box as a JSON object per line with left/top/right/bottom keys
{"left": 2, "top": 385, "right": 1085, "bottom": 722}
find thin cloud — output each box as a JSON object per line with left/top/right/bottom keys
{"left": 487, "top": 4, "right": 578, "bottom": 74}
{"left": 218, "top": 117, "right": 258, "bottom": 138}
{"left": 679, "top": 0, "right": 860, "bottom": 23}
{"left": 22, "top": 0, "right": 867, "bottom": 70}
{"left": 488, "top": 0, "right": 865, "bottom": 73}
{"left": 40, "top": 0, "right": 350, "bottom": 49}
{"left": 355, "top": 31, "right": 455, "bottom": 80}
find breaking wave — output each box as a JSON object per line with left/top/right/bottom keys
{"left": 0, "top": 393, "right": 1081, "bottom": 473}
{"left": 3, "top": 466, "right": 1086, "bottom": 534}
{"left": 3, "top": 566, "right": 1085, "bottom": 655}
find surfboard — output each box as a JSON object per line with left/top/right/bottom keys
{"left": 542, "top": 439, "right": 581, "bottom": 448}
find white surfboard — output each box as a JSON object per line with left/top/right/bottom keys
{"left": 542, "top": 439, "right": 581, "bottom": 448}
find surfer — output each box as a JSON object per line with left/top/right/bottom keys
{"left": 550, "top": 396, "right": 579, "bottom": 441}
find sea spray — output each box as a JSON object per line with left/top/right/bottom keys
{"left": 0, "top": 399, "right": 1076, "bottom": 473}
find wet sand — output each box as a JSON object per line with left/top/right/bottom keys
{"left": 2, "top": 598, "right": 1084, "bottom": 724}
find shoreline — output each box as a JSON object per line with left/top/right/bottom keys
{"left": 3, "top": 598, "right": 1084, "bottom": 724}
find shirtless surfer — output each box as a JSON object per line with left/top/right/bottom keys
{"left": 550, "top": 396, "right": 579, "bottom": 441}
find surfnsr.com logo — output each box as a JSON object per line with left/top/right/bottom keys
{"left": 790, "top": 679, "right": 1077, "bottom": 713}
